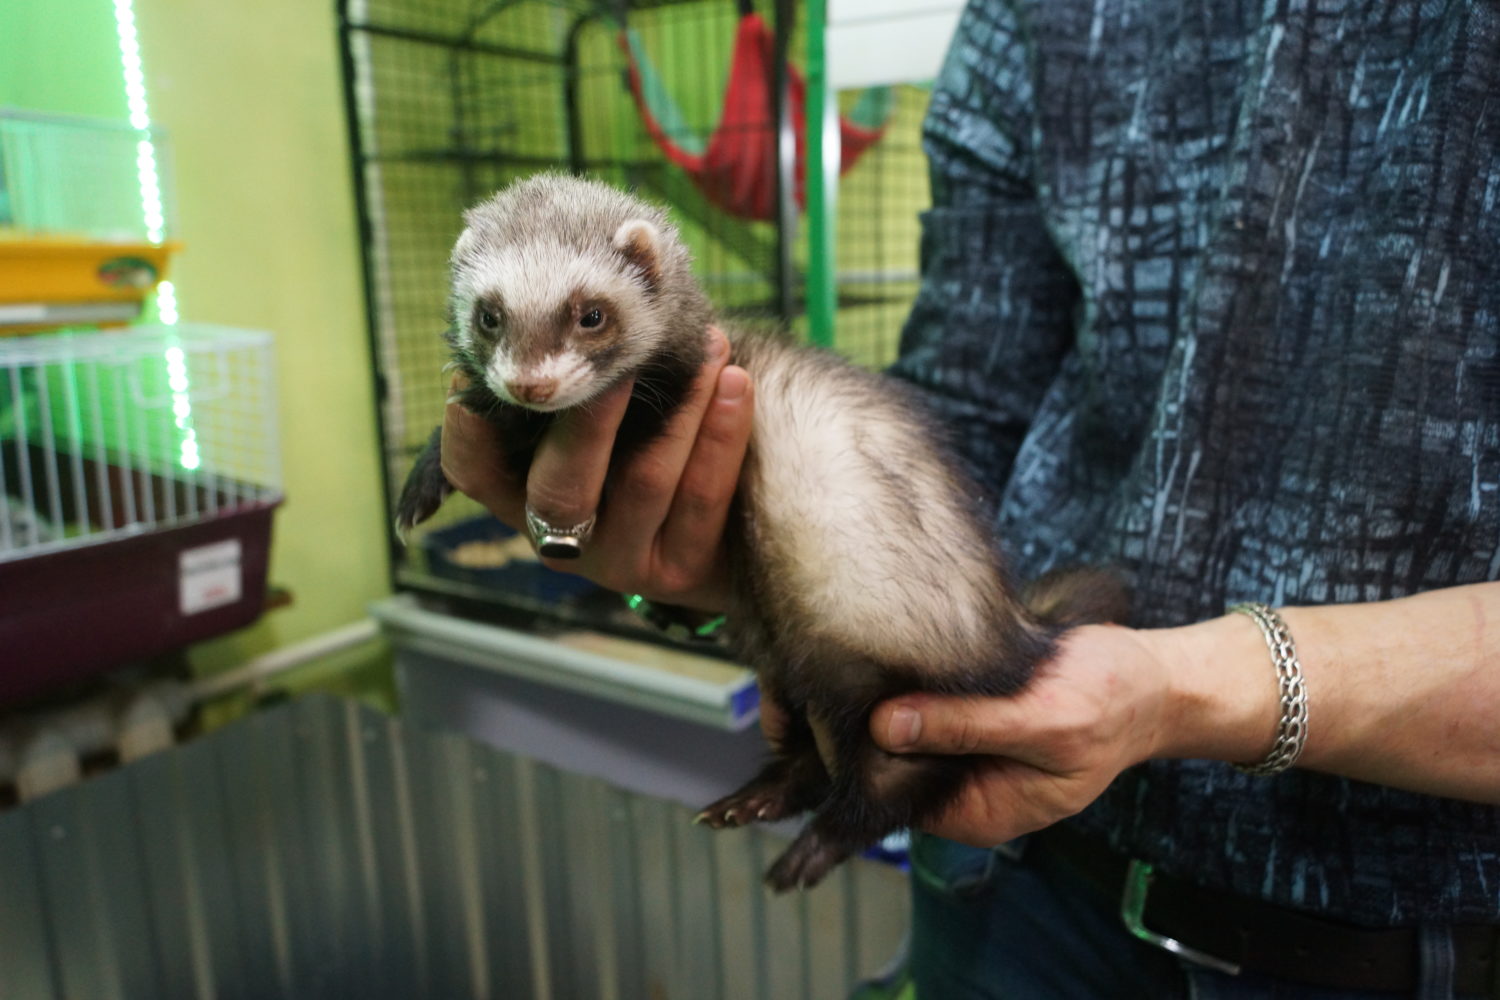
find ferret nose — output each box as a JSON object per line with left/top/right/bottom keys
{"left": 506, "top": 379, "right": 557, "bottom": 404}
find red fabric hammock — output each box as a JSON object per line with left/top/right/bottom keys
{"left": 620, "top": 14, "right": 886, "bottom": 222}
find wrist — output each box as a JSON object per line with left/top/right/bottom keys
{"left": 1150, "top": 612, "right": 1284, "bottom": 764}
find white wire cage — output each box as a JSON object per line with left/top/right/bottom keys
{"left": 0, "top": 324, "right": 282, "bottom": 562}
{"left": 0, "top": 324, "right": 284, "bottom": 703}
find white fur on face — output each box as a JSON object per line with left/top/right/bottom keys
{"left": 484, "top": 346, "right": 597, "bottom": 411}
{"left": 453, "top": 234, "right": 661, "bottom": 404}
{"left": 456, "top": 240, "right": 638, "bottom": 332}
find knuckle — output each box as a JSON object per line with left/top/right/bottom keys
{"left": 650, "top": 564, "right": 703, "bottom": 601}
{"left": 1049, "top": 733, "right": 1087, "bottom": 766}
{"left": 525, "top": 480, "right": 595, "bottom": 525}
{"left": 950, "top": 713, "right": 985, "bottom": 755}
{"left": 672, "top": 481, "right": 727, "bottom": 524}
{"left": 615, "top": 455, "right": 679, "bottom": 504}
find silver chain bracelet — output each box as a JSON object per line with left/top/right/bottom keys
{"left": 1228, "top": 602, "right": 1309, "bottom": 776}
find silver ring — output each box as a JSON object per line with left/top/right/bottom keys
{"left": 524, "top": 504, "right": 596, "bottom": 559}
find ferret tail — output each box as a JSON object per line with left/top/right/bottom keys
{"left": 1021, "top": 566, "right": 1131, "bottom": 628}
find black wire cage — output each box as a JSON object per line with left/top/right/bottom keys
{"left": 337, "top": 0, "right": 930, "bottom": 632}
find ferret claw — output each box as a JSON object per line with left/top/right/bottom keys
{"left": 698, "top": 778, "right": 806, "bottom": 833}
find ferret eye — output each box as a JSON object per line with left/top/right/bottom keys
{"left": 579, "top": 308, "right": 604, "bottom": 329}
{"left": 477, "top": 309, "right": 500, "bottom": 333}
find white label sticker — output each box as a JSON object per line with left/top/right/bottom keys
{"left": 180, "top": 539, "right": 243, "bottom": 615}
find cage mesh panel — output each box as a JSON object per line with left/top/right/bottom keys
{"left": 344, "top": 0, "right": 928, "bottom": 617}
{"left": 345, "top": 0, "right": 795, "bottom": 573}
{"left": 0, "top": 325, "right": 281, "bottom": 563}
{"left": 830, "top": 84, "right": 929, "bottom": 370}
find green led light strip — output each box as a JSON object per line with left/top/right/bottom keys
{"left": 111, "top": 0, "right": 176, "bottom": 324}
{"left": 113, "top": 0, "right": 198, "bottom": 471}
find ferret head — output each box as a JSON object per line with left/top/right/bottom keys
{"left": 447, "top": 174, "right": 709, "bottom": 412}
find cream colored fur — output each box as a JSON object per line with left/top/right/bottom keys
{"left": 740, "top": 343, "right": 1000, "bottom": 669}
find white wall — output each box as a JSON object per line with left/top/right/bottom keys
{"left": 827, "top": 0, "right": 965, "bottom": 89}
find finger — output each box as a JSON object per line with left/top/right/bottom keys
{"left": 525, "top": 376, "right": 635, "bottom": 540}
{"left": 600, "top": 329, "right": 732, "bottom": 566}
{"left": 655, "top": 363, "right": 753, "bottom": 586}
{"left": 441, "top": 374, "right": 526, "bottom": 527}
{"left": 870, "top": 694, "right": 1032, "bottom": 757}
{"left": 921, "top": 758, "right": 1040, "bottom": 846}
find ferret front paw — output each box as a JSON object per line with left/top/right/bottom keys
{"left": 694, "top": 754, "right": 830, "bottom": 830}
{"left": 695, "top": 782, "right": 797, "bottom": 829}
{"left": 393, "top": 425, "right": 452, "bottom": 543}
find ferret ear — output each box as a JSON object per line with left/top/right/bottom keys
{"left": 613, "top": 218, "right": 663, "bottom": 290}
{"left": 450, "top": 225, "right": 481, "bottom": 267}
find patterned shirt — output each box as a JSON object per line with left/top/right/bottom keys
{"left": 891, "top": 0, "right": 1500, "bottom": 924}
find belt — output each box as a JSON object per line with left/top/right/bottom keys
{"left": 1029, "top": 824, "right": 1500, "bottom": 995}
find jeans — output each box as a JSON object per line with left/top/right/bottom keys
{"left": 907, "top": 833, "right": 1482, "bottom": 1000}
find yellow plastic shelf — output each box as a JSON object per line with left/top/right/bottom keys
{"left": 0, "top": 236, "right": 180, "bottom": 333}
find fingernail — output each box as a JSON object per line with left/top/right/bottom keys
{"left": 718, "top": 367, "right": 748, "bottom": 401}
{"left": 888, "top": 706, "right": 922, "bottom": 750}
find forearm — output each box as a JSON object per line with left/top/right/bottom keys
{"left": 1157, "top": 581, "right": 1500, "bottom": 802}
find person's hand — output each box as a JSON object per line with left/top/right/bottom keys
{"left": 869, "top": 625, "right": 1180, "bottom": 846}
{"left": 440, "top": 326, "right": 753, "bottom": 612}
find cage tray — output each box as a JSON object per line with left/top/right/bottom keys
{"left": 0, "top": 500, "right": 278, "bottom": 707}
{"left": 421, "top": 515, "right": 601, "bottom": 604}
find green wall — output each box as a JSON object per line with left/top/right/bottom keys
{"left": 2, "top": 0, "right": 391, "bottom": 687}
{"left": 0, "top": 1, "right": 124, "bottom": 119}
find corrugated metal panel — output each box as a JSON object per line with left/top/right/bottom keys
{"left": 0, "top": 695, "right": 909, "bottom": 999}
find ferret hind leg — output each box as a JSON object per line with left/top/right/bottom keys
{"left": 763, "top": 711, "right": 969, "bottom": 893}
{"left": 393, "top": 425, "right": 452, "bottom": 541}
{"left": 696, "top": 700, "right": 831, "bottom": 829}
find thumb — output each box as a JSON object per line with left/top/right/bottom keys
{"left": 870, "top": 694, "right": 1031, "bottom": 756}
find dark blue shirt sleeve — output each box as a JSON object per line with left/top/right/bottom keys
{"left": 889, "top": 0, "right": 1081, "bottom": 500}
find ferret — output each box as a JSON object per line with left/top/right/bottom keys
{"left": 395, "top": 173, "right": 1125, "bottom": 891}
